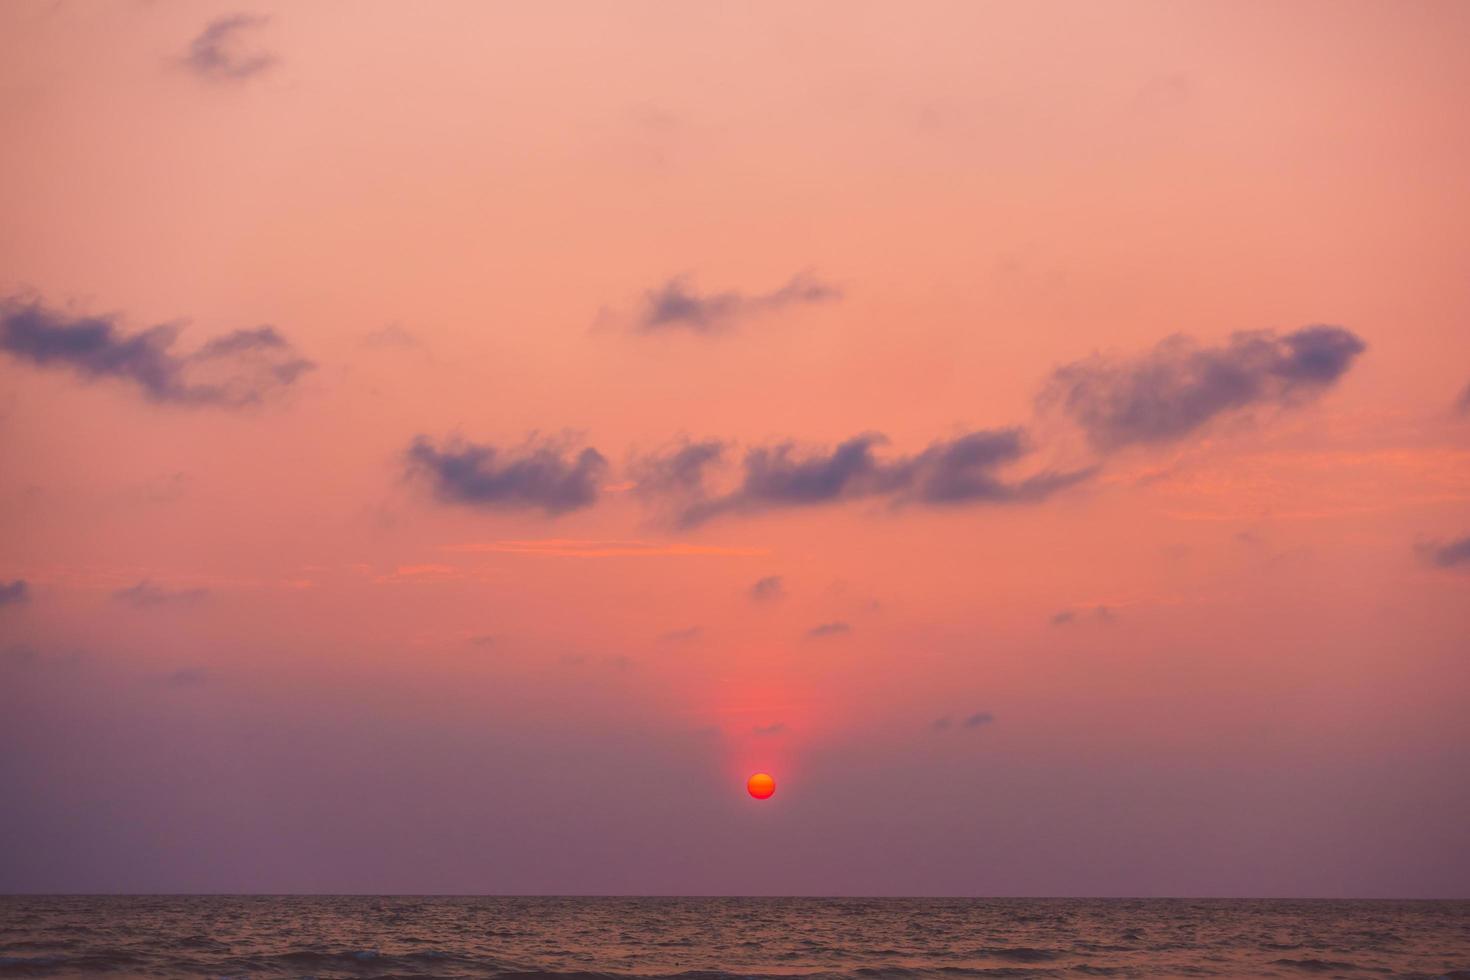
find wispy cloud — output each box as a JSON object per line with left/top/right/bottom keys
{"left": 1050, "top": 605, "right": 1116, "bottom": 626}
{"left": 443, "top": 539, "right": 766, "bottom": 558}
{"left": 165, "top": 667, "right": 209, "bottom": 687}
{"left": 360, "top": 323, "right": 424, "bottom": 351}
{"left": 749, "top": 575, "right": 785, "bottom": 601}
{"left": 934, "top": 711, "right": 995, "bottom": 731}
{"left": 634, "top": 272, "right": 840, "bottom": 334}
{"left": 112, "top": 581, "right": 209, "bottom": 608}
{"left": 182, "top": 13, "right": 277, "bottom": 82}
{"left": 658, "top": 626, "right": 703, "bottom": 643}
{"left": 1, "top": 297, "right": 312, "bottom": 407}
{"left": 806, "top": 621, "right": 851, "bottom": 639}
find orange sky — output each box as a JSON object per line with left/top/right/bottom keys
{"left": 1, "top": 0, "right": 1468, "bottom": 896}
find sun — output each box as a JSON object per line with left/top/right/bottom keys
{"left": 746, "top": 772, "right": 776, "bottom": 799}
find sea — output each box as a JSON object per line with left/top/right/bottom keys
{"left": 0, "top": 896, "right": 1467, "bottom": 979}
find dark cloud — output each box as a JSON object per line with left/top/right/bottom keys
{"left": 705, "top": 434, "right": 892, "bottom": 521}
{"left": 636, "top": 272, "right": 840, "bottom": 333}
{"left": 894, "top": 429, "right": 1096, "bottom": 506}
{"left": 640, "top": 428, "right": 1091, "bottom": 527}
{"left": 1419, "top": 535, "right": 1470, "bottom": 570}
{"left": 183, "top": 14, "right": 277, "bottom": 81}
{"left": 932, "top": 716, "right": 952, "bottom": 731}
{"left": 1456, "top": 382, "right": 1470, "bottom": 415}
{"left": 467, "top": 634, "right": 498, "bottom": 648}
{"left": 1041, "top": 325, "right": 1366, "bottom": 451}
{"left": 406, "top": 436, "right": 607, "bottom": 515}
{"left": 112, "top": 581, "right": 209, "bottom": 608}
{"left": 806, "top": 621, "right": 850, "bottom": 639}
{"left": 752, "top": 723, "right": 787, "bottom": 736}
{"left": 0, "top": 297, "right": 313, "bottom": 406}
{"left": 658, "top": 626, "right": 703, "bottom": 643}
{"left": 0, "top": 580, "right": 28, "bottom": 608}
{"left": 749, "top": 575, "right": 785, "bottom": 601}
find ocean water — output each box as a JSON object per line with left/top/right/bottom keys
{"left": 0, "top": 897, "right": 1467, "bottom": 979}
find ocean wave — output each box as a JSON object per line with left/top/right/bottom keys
{"left": 0, "top": 897, "right": 1465, "bottom": 980}
{"left": 1269, "top": 958, "right": 1364, "bottom": 972}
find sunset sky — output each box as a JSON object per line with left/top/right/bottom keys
{"left": 2, "top": 1, "right": 1468, "bottom": 897}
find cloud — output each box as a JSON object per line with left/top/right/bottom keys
{"left": 749, "top": 575, "right": 785, "bottom": 601}
{"left": 1419, "top": 535, "right": 1470, "bottom": 570}
{"left": 443, "top": 539, "right": 764, "bottom": 557}
{"left": 360, "top": 323, "right": 423, "bottom": 351}
{"left": 806, "top": 621, "right": 850, "bottom": 639}
{"left": 894, "top": 429, "right": 1095, "bottom": 505}
{"left": 165, "top": 667, "right": 208, "bottom": 687}
{"left": 1456, "top": 382, "right": 1470, "bottom": 415}
{"left": 658, "top": 626, "right": 703, "bottom": 643}
{"left": 182, "top": 13, "right": 277, "bottom": 81}
{"left": 112, "top": 581, "right": 209, "bottom": 608}
{"left": 1041, "top": 325, "right": 1366, "bottom": 451}
{"left": 0, "top": 297, "right": 313, "bottom": 406}
{"left": 0, "top": 580, "right": 28, "bottom": 608}
{"left": 639, "top": 428, "right": 1092, "bottom": 526}
{"left": 752, "top": 723, "right": 787, "bottom": 736}
{"left": 630, "top": 439, "right": 727, "bottom": 507}
{"left": 635, "top": 272, "right": 840, "bottom": 333}
{"left": 406, "top": 436, "right": 608, "bottom": 515}
{"left": 934, "top": 711, "right": 995, "bottom": 731}
{"left": 467, "top": 634, "right": 498, "bottom": 647}
{"left": 1050, "top": 605, "right": 1116, "bottom": 626}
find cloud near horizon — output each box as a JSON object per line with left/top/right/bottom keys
{"left": 112, "top": 581, "right": 209, "bottom": 608}
{"left": 406, "top": 436, "right": 608, "bottom": 515}
{"left": 1041, "top": 325, "right": 1366, "bottom": 451}
{"left": 1050, "top": 605, "right": 1116, "bottom": 626}
{"left": 1419, "top": 535, "right": 1470, "bottom": 570}
{"left": 933, "top": 711, "right": 995, "bottom": 731}
{"left": 635, "top": 272, "right": 840, "bottom": 334}
{"left": 635, "top": 428, "right": 1093, "bottom": 527}
{"left": 0, "top": 298, "right": 313, "bottom": 407}
{"left": 0, "top": 580, "right": 29, "bottom": 608}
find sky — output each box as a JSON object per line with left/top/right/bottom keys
{"left": 1, "top": 0, "right": 1468, "bottom": 898}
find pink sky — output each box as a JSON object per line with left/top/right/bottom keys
{"left": 1, "top": 0, "right": 1468, "bottom": 896}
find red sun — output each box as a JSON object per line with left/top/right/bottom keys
{"left": 747, "top": 772, "right": 776, "bottom": 799}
